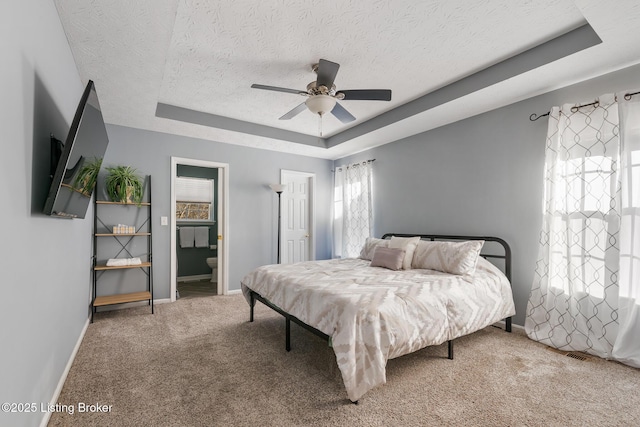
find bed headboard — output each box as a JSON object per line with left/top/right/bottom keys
{"left": 380, "top": 233, "right": 512, "bottom": 282}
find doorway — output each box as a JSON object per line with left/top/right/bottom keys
{"left": 280, "top": 170, "right": 316, "bottom": 263}
{"left": 170, "top": 157, "right": 229, "bottom": 301}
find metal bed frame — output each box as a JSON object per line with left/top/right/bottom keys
{"left": 248, "top": 233, "right": 513, "bottom": 402}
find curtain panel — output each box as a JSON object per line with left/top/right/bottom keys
{"left": 333, "top": 161, "right": 373, "bottom": 259}
{"left": 525, "top": 92, "right": 640, "bottom": 368}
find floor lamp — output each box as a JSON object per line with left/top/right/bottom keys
{"left": 269, "top": 184, "right": 286, "bottom": 264}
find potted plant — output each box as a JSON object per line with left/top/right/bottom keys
{"left": 105, "top": 165, "right": 144, "bottom": 204}
{"left": 73, "top": 157, "right": 103, "bottom": 197}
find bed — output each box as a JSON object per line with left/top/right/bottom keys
{"left": 241, "top": 234, "right": 516, "bottom": 402}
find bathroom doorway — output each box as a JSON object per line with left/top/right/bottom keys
{"left": 170, "top": 157, "right": 229, "bottom": 301}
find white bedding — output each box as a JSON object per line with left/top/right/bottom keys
{"left": 241, "top": 257, "right": 515, "bottom": 401}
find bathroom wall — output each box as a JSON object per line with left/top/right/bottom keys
{"left": 176, "top": 164, "right": 218, "bottom": 278}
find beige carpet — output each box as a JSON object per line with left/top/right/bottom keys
{"left": 49, "top": 295, "right": 640, "bottom": 426}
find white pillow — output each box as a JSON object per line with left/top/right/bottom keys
{"left": 389, "top": 236, "right": 421, "bottom": 270}
{"left": 411, "top": 240, "right": 484, "bottom": 275}
{"left": 359, "top": 237, "right": 389, "bottom": 260}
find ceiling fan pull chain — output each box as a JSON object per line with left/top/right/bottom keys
{"left": 319, "top": 114, "right": 323, "bottom": 137}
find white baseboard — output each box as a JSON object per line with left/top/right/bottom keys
{"left": 40, "top": 317, "right": 89, "bottom": 427}
{"left": 177, "top": 274, "right": 211, "bottom": 282}
{"left": 226, "top": 289, "right": 241, "bottom": 295}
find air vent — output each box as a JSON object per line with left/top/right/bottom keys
{"left": 547, "top": 347, "right": 591, "bottom": 361}
{"left": 566, "top": 352, "right": 589, "bottom": 361}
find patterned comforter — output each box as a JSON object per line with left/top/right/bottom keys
{"left": 241, "top": 257, "right": 515, "bottom": 401}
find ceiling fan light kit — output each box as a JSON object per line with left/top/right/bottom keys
{"left": 305, "top": 94, "right": 336, "bottom": 116}
{"left": 251, "top": 58, "right": 392, "bottom": 133}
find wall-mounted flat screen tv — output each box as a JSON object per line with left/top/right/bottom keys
{"left": 43, "top": 80, "right": 109, "bottom": 218}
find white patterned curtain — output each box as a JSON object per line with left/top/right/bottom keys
{"left": 333, "top": 161, "right": 373, "bottom": 258}
{"left": 612, "top": 93, "right": 640, "bottom": 367}
{"left": 525, "top": 92, "right": 640, "bottom": 367}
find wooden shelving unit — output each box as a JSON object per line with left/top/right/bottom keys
{"left": 94, "top": 262, "right": 152, "bottom": 271}
{"left": 91, "top": 178, "right": 153, "bottom": 322}
{"left": 96, "top": 200, "right": 151, "bottom": 206}
{"left": 95, "top": 233, "right": 151, "bottom": 237}
{"left": 93, "top": 291, "right": 152, "bottom": 307}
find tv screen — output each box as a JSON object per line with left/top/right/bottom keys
{"left": 43, "top": 80, "right": 109, "bottom": 218}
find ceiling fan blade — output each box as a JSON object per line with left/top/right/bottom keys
{"left": 251, "top": 84, "right": 307, "bottom": 95}
{"left": 279, "top": 102, "right": 307, "bottom": 120}
{"left": 338, "top": 89, "right": 392, "bottom": 101}
{"left": 331, "top": 102, "right": 356, "bottom": 124}
{"left": 316, "top": 59, "right": 340, "bottom": 89}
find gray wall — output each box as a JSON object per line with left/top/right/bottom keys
{"left": 101, "top": 125, "right": 333, "bottom": 298}
{"left": 0, "top": 2, "right": 90, "bottom": 427}
{"left": 2, "top": 5, "right": 637, "bottom": 424}
{"left": 336, "top": 62, "right": 640, "bottom": 326}
{"left": 176, "top": 164, "right": 218, "bottom": 277}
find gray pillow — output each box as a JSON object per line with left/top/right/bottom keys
{"left": 370, "top": 247, "right": 405, "bottom": 271}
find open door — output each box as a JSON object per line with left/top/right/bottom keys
{"left": 170, "top": 157, "right": 230, "bottom": 300}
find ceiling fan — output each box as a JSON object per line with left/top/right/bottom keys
{"left": 251, "top": 59, "right": 392, "bottom": 125}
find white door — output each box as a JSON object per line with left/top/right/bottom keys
{"left": 281, "top": 170, "right": 315, "bottom": 264}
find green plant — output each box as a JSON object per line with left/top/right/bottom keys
{"left": 73, "top": 157, "right": 103, "bottom": 197}
{"left": 105, "top": 165, "right": 144, "bottom": 204}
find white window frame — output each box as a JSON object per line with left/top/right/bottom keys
{"left": 175, "top": 176, "right": 214, "bottom": 222}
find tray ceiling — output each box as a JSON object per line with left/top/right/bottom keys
{"left": 54, "top": 0, "right": 640, "bottom": 159}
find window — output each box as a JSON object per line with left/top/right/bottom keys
{"left": 332, "top": 161, "right": 373, "bottom": 258}
{"left": 555, "top": 155, "right": 614, "bottom": 213}
{"left": 547, "top": 152, "right": 617, "bottom": 299}
{"left": 620, "top": 145, "right": 640, "bottom": 297}
{"left": 175, "top": 177, "right": 214, "bottom": 222}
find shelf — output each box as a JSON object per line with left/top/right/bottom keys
{"left": 92, "top": 177, "right": 153, "bottom": 322}
{"left": 95, "top": 262, "right": 151, "bottom": 271}
{"left": 96, "top": 200, "right": 151, "bottom": 206}
{"left": 93, "top": 291, "right": 152, "bottom": 307}
{"left": 95, "top": 233, "right": 151, "bottom": 237}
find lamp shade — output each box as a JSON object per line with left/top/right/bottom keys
{"left": 269, "top": 183, "right": 286, "bottom": 193}
{"left": 305, "top": 95, "right": 337, "bottom": 116}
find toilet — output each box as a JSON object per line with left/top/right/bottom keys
{"left": 206, "top": 257, "right": 218, "bottom": 283}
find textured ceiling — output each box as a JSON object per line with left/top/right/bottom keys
{"left": 54, "top": 0, "right": 640, "bottom": 159}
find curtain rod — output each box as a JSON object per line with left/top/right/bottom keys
{"left": 529, "top": 90, "right": 640, "bottom": 121}
{"left": 333, "top": 158, "right": 375, "bottom": 172}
